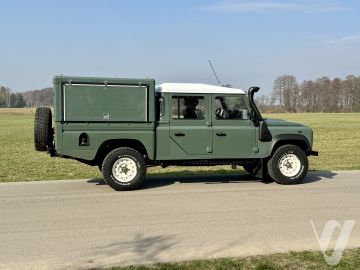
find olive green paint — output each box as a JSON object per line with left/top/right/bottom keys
{"left": 52, "top": 75, "right": 315, "bottom": 164}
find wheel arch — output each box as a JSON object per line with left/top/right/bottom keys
{"left": 268, "top": 134, "right": 311, "bottom": 156}
{"left": 94, "top": 139, "right": 149, "bottom": 167}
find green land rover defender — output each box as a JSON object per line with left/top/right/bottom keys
{"left": 34, "top": 76, "right": 318, "bottom": 191}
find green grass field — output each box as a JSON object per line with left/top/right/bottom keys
{"left": 0, "top": 109, "right": 359, "bottom": 182}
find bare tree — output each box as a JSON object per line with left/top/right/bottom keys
{"left": 328, "top": 78, "right": 341, "bottom": 112}
{"left": 299, "top": 80, "right": 317, "bottom": 112}
{"left": 272, "top": 75, "right": 299, "bottom": 112}
{"left": 255, "top": 94, "right": 272, "bottom": 112}
{"left": 0, "top": 86, "right": 11, "bottom": 107}
{"left": 269, "top": 74, "right": 360, "bottom": 113}
{"left": 22, "top": 87, "right": 53, "bottom": 107}
{"left": 342, "top": 75, "right": 360, "bottom": 112}
{"left": 272, "top": 76, "right": 284, "bottom": 108}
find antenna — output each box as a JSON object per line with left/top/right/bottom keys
{"left": 208, "top": 59, "right": 221, "bottom": 85}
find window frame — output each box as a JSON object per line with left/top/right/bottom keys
{"left": 171, "top": 94, "right": 207, "bottom": 121}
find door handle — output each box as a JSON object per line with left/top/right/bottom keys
{"left": 174, "top": 132, "right": 185, "bottom": 136}
{"left": 216, "top": 132, "right": 226, "bottom": 136}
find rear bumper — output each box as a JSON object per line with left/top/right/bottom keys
{"left": 309, "top": 150, "right": 319, "bottom": 156}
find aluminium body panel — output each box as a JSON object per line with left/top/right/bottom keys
{"left": 63, "top": 84, "right": 148, "bottom": 122}
{"left": 155, "top": 92, "right": 262, "bottom": 160}
{"left": 53, "top": 76, "right": 156, "bottom": 161}
{"left": 59, "top": 122, "right": 155, "bottom": 161}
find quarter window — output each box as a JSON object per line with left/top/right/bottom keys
{"left": 172, "top": 96, "right": 205, "bottom": 120}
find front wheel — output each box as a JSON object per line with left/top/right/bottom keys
{"left": 267, "top": 145, "right": 308, "bottom": 185}
{"left": 102, "top": 147, "right": 146, "bottom": 191}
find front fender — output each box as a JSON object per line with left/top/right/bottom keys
{"left": 267, "top": 134, "right": 314, "bottom": 156}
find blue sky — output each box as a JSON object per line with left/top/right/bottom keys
{"left": 1, "top": 0, "right": 360, "bottom": 92}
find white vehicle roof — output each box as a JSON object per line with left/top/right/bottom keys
{"left": 155, "top": 83, "right": 246, "bottom": 95}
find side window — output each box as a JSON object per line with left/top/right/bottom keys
{"left": 214, "top": 96, "right": 250, "bottom": 120}
{"left": 172, "top": 96, "right": 205, "bottom": 120}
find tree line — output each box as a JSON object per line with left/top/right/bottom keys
{"left": 0, "top": 86, "right": 26, "bottom": 108}
{"left": 22, "top": 88, "right": 53, "bottom": 107}
{"left": 1, "top": 74, "right": 360, "bottom": 112}
{"left": 256, "top": 74, "right": 360, "bottom": 113}
{"left": 0, "top": 86, "right": 53, "bottom": 108}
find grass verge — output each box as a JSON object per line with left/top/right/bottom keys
{"left": 95, "top": 248, "right": 360, "bottom": 270}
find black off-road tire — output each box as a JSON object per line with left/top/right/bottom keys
{"left": 102, "top": 147, "right": 146, "bottom": 191}
{"left": 34, "top": 107, "right": 53, "bottom": 151}
{"left": 267, "top": 145, "right": 308, "bottom": 185}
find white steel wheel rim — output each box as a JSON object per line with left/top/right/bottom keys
{"left": 112, "top": 157, "right": 137, "bottom": 183}
{"left": 278, "top": 154, "right": 301, "bottom": 177}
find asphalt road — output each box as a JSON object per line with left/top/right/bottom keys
{"left": 0, "top": 170, "right": 360, "bottom": 270}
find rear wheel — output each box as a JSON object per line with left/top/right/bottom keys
{"left": 34, "top": 107, "right": 53, "bottom": 151}
{"left": 267, "top": 145, "right": 308, "bottom": 185}
{"left": 102, "top": 147, "right": 146, "bottom": 191}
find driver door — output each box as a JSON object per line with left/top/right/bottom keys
{"left": 211, "top": 94, "right": 258, "bottom": 157}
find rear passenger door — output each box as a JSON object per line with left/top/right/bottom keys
{"left": 169, "top": 94, "right": 212, "bottom": 156}
{"left": 211, "top": 95, "right": 258, "bottom": 157}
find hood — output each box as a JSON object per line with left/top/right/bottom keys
{"left": 265, "top": 118, "right": 304, "bottom": 127}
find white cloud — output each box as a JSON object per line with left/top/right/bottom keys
{"left": 326, "top": 35, "right": 360, "bottom": 45}
{"left": 200, "top": 1, "right": 350, "bottom": 14}
{"left": 307, "top": 35, "right": 360, "bottom": 47}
